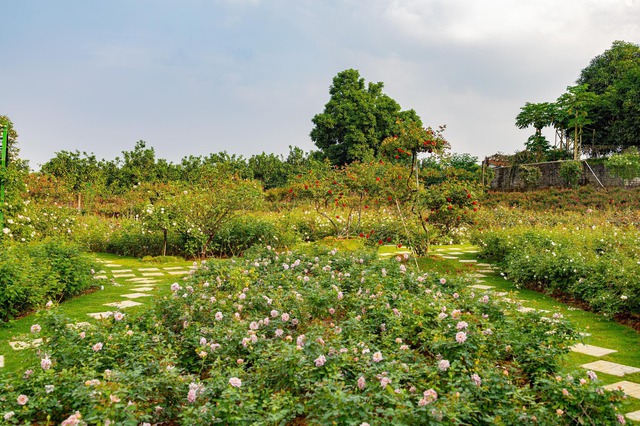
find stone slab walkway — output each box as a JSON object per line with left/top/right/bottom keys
{"left": 570, "top": 343, "right": 617, "bottom": 357}
{"left": 0, "top": 355, "right": 4, "bottom": 368}
{"left": 581, "top": 360, "right": 640, "bottom": 377}
{"left": 604, "top": 381, "right": 640, "bottom": 399}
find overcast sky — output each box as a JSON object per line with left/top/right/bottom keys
{"left": 2, "top": 0, "right": 638, "bottom": 169}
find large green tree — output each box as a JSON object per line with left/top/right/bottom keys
{"left": 310, "top": 69, "right": 422, "bottom": 165}
{"left": 576, "top": 40, "right": 640, "bottom": 153}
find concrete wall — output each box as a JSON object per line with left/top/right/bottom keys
{"left": 490, "top": 160, "right": 638, "bottom": 190}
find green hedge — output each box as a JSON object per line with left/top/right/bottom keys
{"left": 0, "top": 240, "right": 98, "bottom": 322}
{"left": 473, "top": 227, "right": 640, "bottom": 317}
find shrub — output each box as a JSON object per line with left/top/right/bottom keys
{"left": 474, "top": 227, "right": 640, "bottom": 317}
{"left": 517, "top": 165, "right": 542, "bottom": 189}
{"left": 0, "top": 247, "right": 624, "bottom": 424}
{"left": 0, "top": 240, "right": 98, "bottom": 322}
{"left": 559, "top": 160, "right": 582, "bottom": 188}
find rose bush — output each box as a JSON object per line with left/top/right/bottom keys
{"left": 0, "top": 246, "right": 624, "bottom": 424}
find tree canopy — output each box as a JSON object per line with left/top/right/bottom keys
{"left": 515, "top": 40, "right": 640, "bottom": 158}
{"left": 310, "top": 69, "right": 422, "bottom": 165}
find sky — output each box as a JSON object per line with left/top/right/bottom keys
{"left": 2, "top": 0, "right": 639, "bottom": 170}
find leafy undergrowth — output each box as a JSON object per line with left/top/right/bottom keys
{"left": 0, "top": 245, "right": 627, "bottom": 425}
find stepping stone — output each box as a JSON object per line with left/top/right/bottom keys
{"left": 477, "top": 269, "right": 495, "bottom": 273}
{"left": 0, "top": 355, "right": 4, "bottom": 367}
{"left": 88, "top": 312, "right": 113, "bottom": 319}
{"left": 138, "top": 267, "right": 160, "bottom": 271}
{"left": 580, "top": 332, "right": 592, "bottom": 337}
{"left": 163, "top": 266, "right": 186, "bottom": 271}
{"left": 626, "top": 410, "right": 640, "bottom": 421}
{"left": 469, "top": 284, "right": 494, "bottom": 290}
{"left": 113, "top": 273, "right": 136, "bottom": 278}
{"left": 111, "top": 269, "right": 133, "bottom": 273}
{"left": 581, "top": 361, "right": 640, "bottom": 377}
{"left": 142, "top": 272, "right": 165, "bottom": 277}
{"left": 469, "top": 273, "right": 487, "bottom": 278}
{"left": 518, "top": 307, "right": 537, "bottom": 313}
{"left": 448, "top": 251, "right": 464, "bottom": 255}
{"left": 168, "top": 270, "right": 190, "bottom": 275}
{"left": 476, "top": 263, "right": 494, "bottom": 267}
{"left": 132, "top": 287, "right": 154, "bottom": 292}
{"left": 9, "top": 339, "right": 42, "bottom": 350}
{"left": 458, "top": 259, "right": 478, "bottom": 263}
{"left": 189, "top": 265, "right": 199, "bottom": 270}
{"left": 441, "top": 256, "right": 458, "bottom": 259}
{"left": 494, "top": 292, "right": 508, "bottom": 297}
{"left": 94, "top": 275, "right": 108, "bottom": 279}
{"left": 126, "top": 277, "right": 153, "bottom": 282}
{"left": 104, "top": 264, "right": 122, "bottom": 268}
{"left": 571, "top": 343, "right": 617, "bottom": 357}
{"left": 121, "top": 293, "right": 153, "bottom": 299}
{"left": 604, "top": 381, "right": 640, "bottom": 399}
{"left": 104, "top": 300, "right": 143, "bottom": 308}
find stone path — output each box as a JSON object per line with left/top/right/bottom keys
{"left": 432, "top": 245, "right": 640, "bottom": 422}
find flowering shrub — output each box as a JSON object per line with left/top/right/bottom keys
{"left": 473, "top": 227, "right": 640, "bottom": 317}
{"left": 0, "top": 240, "right": 98, "bottom": 322}
{"left": 0, "top": 246, "right": 624, "bottom": 424}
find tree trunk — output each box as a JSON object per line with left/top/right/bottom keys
{"left": 162, "top": 228, "right": 168, "bottom": 257}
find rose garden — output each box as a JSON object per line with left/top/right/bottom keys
{"left": 2, "top": 43, "right": 640, "bottom": 425}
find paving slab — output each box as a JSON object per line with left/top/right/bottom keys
{"left": 138, "top": 267, "right": 160, "bottom": 271}
{"left": 103, "top": 264, "right": 122, "bottom": 268}
{"left": 570, "top": 343, "right": 617, "bottom": 357}
{"left": 111, "top": 269, "right": 133, "bottom": 273}
{"left": 88, "top": 312, "right": 113, "bottom": 319}
{"left": 579, "top": 332, "right": 592, "bottom": 337}
{"left": 142, "top": 272, "right": 165, "bottom": 277}
{"left": 581, "top": 361, "right": 640, "bottom": 377}
{"left": 168, "top": 270, "right": 190, "bottom": 275}
{"left": 476, "top": 263, "right": 494, "bottom": 267}
{"left": 441, "top": 256, "right": 459, "bottom": 259}
{"left": 94, "top": 275, "right": 108, "bottom": 279}
{"left": 469, "top": 284, "right": 494, "bottom": 290}
{"left": 163, "top": 266, "right": 186, "bottom": 270}
{"left": 132, "top": 286, "right": 155, "bottom": 292}
{"left": 604, "top": 381, "right": 640, "bottom": 399}
{"left": 447, "top": 251, "right": 465, "bottom": 255}
{"left": 477, "top": 269, "right": 495, "bottom": 273}
{"left": 518, "top": 307, "right": 537, "bottom": 313}
{"left": 126, "top": 279, "right": 159, "bottom": 284}
{"left": 104, "top": 300, "right": 143, "bottom": 308}
{"left": 626, "top": 410, "right": 640, "bottom": 421}
{"left": 458, "top": 259, "right": 478, "bottom": 263}
{"left": 113, "top": 273, "right": 136, "bottom": 278}
{"left": 494, "top": 292, "right": 508, "bottom": 297}
{"left": 121, "top": 293, "right": 153, "bottom": 299}
{"left": 9, "top": 339, "right": 43, "bottom": 350}
{"left": 470, "top": 273, "right": 488, "bottom": 278}
{"left": 0, "top": 355, "right": 4, "bottom": 368}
